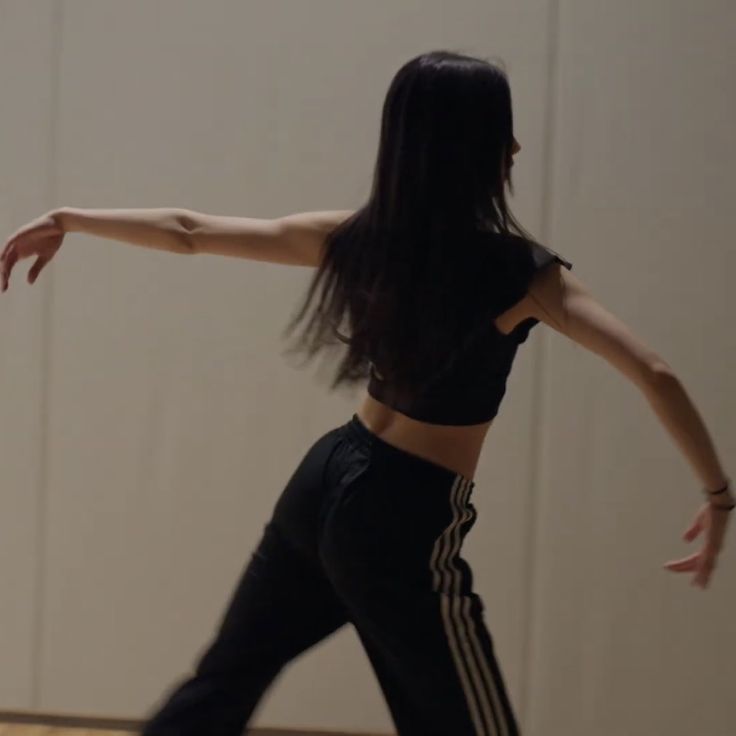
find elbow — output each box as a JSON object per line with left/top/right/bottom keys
{"left": 642, "top": 358, "right": 678, "bottom": 388}
{"left": 173, "top": 210, "right": 199, "bottom": 254}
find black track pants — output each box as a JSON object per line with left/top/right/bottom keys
{"left": 140, "top": 413, "right": 520, "bottom": 736}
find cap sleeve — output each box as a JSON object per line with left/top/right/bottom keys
{"left": 492, "top": 236, "right": 572, "bottom": 305}
{"left": 503, "top": 239, "right": 573, "bottom": 344}
{"left": 528, "top": 240, "right": 573, "bottom": 272}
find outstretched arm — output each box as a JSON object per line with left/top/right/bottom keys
{"left": 525, "top": 262, "right": 733, "bottom": 589}
{"left": 2, "top": 206, "right": 354, "bottom": 290}
{"left": 56, "top": 206, "right": 354, "bottom": 266}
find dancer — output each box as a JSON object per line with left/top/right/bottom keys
{"left": 2, "top": 51, "right": 732, "bottom": 736}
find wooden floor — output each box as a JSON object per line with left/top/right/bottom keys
{"left": 0, "top": 729, "right": 130, "bottom": 736}
{"left": 0, "top": 724, "right": 380, "bottom": 736}
{"left": 0, "top": 728, "right": 354, "bottom": 736}
{"left": 0, "top": 713, "right": 385, "bottom": 736}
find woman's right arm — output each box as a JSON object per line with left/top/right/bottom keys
{"left": 528, "top": 263, "right": 730, "bottom": 495}
{"left": 524, "top": 262, "right": 732, "bottom": 589}
{"left": 1, "top": 207, "right": 350, "bottom": 291}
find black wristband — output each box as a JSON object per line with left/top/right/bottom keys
{"left": 711, "top": 501, "right": 735, "bottom": 512}
{"left": 704, "top": 478, "right": 730, "bottom": 496}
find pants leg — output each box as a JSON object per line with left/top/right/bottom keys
{"left": 140, "top": 428, "right": 351, "bottom": 736}
{"left": 319, "top": 415, "right": 522, "bottom": 736}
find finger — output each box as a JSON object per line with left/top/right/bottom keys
{"left": 662, "top": 553, "right": 700, "bottom": 571}
{"left": 27, "top": 256, "right": 48, "bottom": 284}
{"left": 1, "top": 235, "right": 19, "bottom": 258}
{"left": 1, "top": 241, "right": 14, "bottom": 269}
{"left": 683, "top": 516, "right": 704, "bottom": 542}
{"left": 2, "top": 231, "right": 26, "bottom": 257}
{"left": 664, "top": 563, "right": 699, "bottom": 574}
{"left": 2, "top": 250, "right": 17, "bottom": 291}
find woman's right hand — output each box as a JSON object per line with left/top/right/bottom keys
{"left": 1, "top": 209, "right": 66, "bottom": 292}
{"left": 663, "top": 494, "right": 733, "bottom": 589}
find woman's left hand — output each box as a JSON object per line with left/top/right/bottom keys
{"left": 1, "top": 209, "right": 66, "bottom": 292}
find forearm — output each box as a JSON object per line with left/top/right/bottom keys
{"left": 641, "top": 369, "right": 731, "bottom": 494}
{"left": 54, "top": 206, "right": 194, "bottom": 255}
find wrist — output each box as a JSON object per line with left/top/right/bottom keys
{"left": 704, "top": 477, "right": 734, "bottom": 508}
{"left": 52, "top": 206, "right": 82, "bottom": 233}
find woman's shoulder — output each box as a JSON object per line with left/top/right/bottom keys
{"left": 477, "top": 232, "right": 572, "bottom": 272}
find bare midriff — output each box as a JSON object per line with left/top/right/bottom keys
{"left": 355, "top": 299, "right": 535, "bottom": 483}
{"left": 356, "top": 392, "right": 493, "bottom": 483}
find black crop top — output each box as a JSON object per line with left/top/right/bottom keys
{"left": 366, "top": 238, "right": 573, "bottom": 425}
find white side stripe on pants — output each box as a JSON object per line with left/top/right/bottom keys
{"left": 429, "top": 475, "right": 510, "bottom": 736}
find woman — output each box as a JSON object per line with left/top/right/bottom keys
{"left": 2, "top": 51, "right": 732, "bottom": 736}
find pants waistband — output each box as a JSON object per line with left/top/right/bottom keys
{"left": 344, "top": 413, "right": 475, "bottom": 489}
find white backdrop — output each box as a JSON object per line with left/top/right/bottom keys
{"left": 0, "top": 1, "right": 734, "bottom": 735}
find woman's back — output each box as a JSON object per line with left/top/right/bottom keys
{"left": 356, "top": 241, "right": 574, "bottom": 481}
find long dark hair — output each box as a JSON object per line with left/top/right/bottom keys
{"left": 281, "top": 50, "right": 542, "bottom": 399}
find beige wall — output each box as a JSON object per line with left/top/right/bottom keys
{"left": 1, "top": 1, "right": 733, "bottom": 734}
